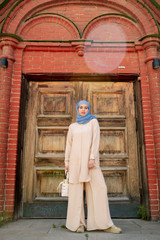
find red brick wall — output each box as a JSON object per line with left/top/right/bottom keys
{"left": 3, "top": 0, "right": 158, "bottom": 36}
{"left": 142, "top": 38, "right": 160, "bottom": 219}
{"left": 22, "top": 45, "right": 139, "bottom": 74}
{"left": 0, "top": 0, "right": 160, "bottom": 220}
{"left": 136, "top": 42, "right": 160, "bottom": 220}
{"left": 0, "top": 37, "right": 20, "bottom": 217}
{"left": 5, "top": 48, "right": 23, "bottom": 216}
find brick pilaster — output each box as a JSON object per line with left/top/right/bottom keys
{"left": 0, "top": 36, "right": 19, "bottom": 218}
{"left": 142, "top": 37, "right": 160, "bottom": 220}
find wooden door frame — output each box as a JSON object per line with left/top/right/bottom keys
{"left": 15, "top": 73, "right": 149, "bottom": 218}
{"left": 134, "top": 79, "right": 149, "bottom": 216}
{"left": 15, "top": 76, "right": 29, "bottom": 219}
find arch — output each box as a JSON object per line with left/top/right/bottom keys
{"left": 82, "top": 14, "right": 144, "bottom": 42}
{"left": 17, "top": 13, "right": 81, "bottom": 40}
{"left": 135, "top": 0, "right": 159, "bottom": 33}
{"left": 0, "top": 0, "right": 159, "bottom": 37}
{"left": 0, "top": 0, "right": 24, "bottom": 33}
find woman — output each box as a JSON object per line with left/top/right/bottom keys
{"left": 65, "top": 100, "right": 122, "bottom": 233}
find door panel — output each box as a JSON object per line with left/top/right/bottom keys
{"left": 23, "top": 81, "right": 140, "bottom": 218}
{"left": 23, "top": 82, "right": 76, "bottom": 204}
{"left": 83, "top": 82, "right": 139, "bottom": 201}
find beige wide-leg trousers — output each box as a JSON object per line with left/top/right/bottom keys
{"left": 66, "top": 167, "right": 113, "bottom": 231}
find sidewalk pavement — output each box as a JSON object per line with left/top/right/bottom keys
{"left": 0, "top": 218, "right": 160, "bottom": 240}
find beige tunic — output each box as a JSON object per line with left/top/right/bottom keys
{"left": 65, "top": 119, "right": 100, "bottom": 183}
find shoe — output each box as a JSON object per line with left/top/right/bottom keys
{"left": 104, "top": 225, "right": 122, "bottom": 234}
{"left": 76, "top": 225, "right": 85, "bottom": 233}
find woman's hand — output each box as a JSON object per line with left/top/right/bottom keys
{"left": 88, "top": 159, "right": 95, "bottom": 169}
{"left": 65, "top": 165, "right": 69, "bottom": 173}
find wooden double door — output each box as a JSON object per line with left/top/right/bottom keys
{"left": 22, "top": 80, "right": 140, "bottom": 218}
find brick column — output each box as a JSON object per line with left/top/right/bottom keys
{"left": 0, "top": 36, "right": 19, "bottom": 218}
{"left": 142, "top": 37, "right": 160, "bottom": 220}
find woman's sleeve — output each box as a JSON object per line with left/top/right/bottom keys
{"left": 65, "top": 126, "right": 72, "bottom": 167}
{"left": 90, "top": 119, "right": 100, "bottom": 161}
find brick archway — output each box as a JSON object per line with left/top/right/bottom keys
{"left": 82, "top": 14, "right": 144, "bottom": 41}
{"left": 17, "top": 14, "right": 81, "bottom": 40}
{"left": 1, "top": 0, "right": 159, "bottom": 36}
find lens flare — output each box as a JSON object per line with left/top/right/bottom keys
{"left": 84, "top": 23, "right": 127, "bottom": 73}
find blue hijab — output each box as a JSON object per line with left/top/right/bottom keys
{"left": 76, "top": 100, "right": 97, "bottom": 124}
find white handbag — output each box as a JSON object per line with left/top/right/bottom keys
{"left": 57, "top": 173, "right": 69, "bottom": 197}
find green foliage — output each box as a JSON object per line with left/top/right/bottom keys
{"left": 137, "top": 205, "right": 147, "bottom": 220}
{"left": 0, "top": 210, "right": 14, "bottom": 228}
{"left": 85, "top": 233, "right": 89, "bottom": 239}
{"left": 60, "top": 225, "right": 67, "bottom": 229}
{"left": 0, "top": 217, "right": 7, "bottom": 228}
{"left": 52, "top": 224, "right": 56, "bottom": 228}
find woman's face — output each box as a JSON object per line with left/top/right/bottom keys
{"left": 78, "top": 104, "right": 89, "bottom": 116}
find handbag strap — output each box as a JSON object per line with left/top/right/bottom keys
{"left": 65, "top": 170, "right": 69, "bottom": 181}
{"left": 57, "top": 172, "right": 69, "bottom": 193}
{"left": 66, "top": 172, "right": 69, "bottom": 181}
{"left": 57, "top": 181, "right": 63, "bottom": 193}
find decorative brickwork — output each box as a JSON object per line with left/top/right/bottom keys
{"left": 0, "top": 36, "right": 20, "bottom": 218}
{"left": 18, "top": 14, "right": 81, "bottom": 40}
{"left": 0, "top": 0, "right": 160, "bottom": 220}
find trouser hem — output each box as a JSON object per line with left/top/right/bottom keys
{"left": 87, "top": 224, "right": 114, "bottom": 231}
